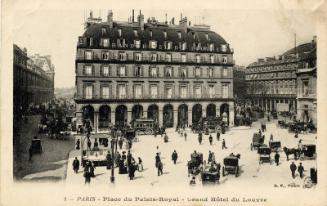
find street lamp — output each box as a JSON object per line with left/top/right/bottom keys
{"left": 110, "top": 130, "right": 117, "bottom": 183}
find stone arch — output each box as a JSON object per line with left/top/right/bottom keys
{"left": 178, "top": 104, "right": 188, "bottom": 127}
{"left": 82, "top": 105, "right": 94, "bottom": 127}
{"left": 148, "top": 104, "right": 159, "bottom": 123}
{"left": 192, "top": 104, "right": 202, "bottom": 124}
{"left": 99, "top": 105, "right": 111, "bottom": 129}
{"left": 220, "top": 103, "right": 229, "bottom": 125}
{"left": 115, "top": 105, "right": 128, "bottom": 127}
{"left": 132, "top": 104, "right": 144, "bottom": 120}
{"left": 206, "top": 103, "right": 216, "bottom": 118}
{"left": 163, "top": 104, "right": 174, "bottom": 128}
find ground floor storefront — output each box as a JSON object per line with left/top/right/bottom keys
{"left": 248, "top": 96, "right": 297, "bottom": 113}
{"left": 75, "top": 101, "right": 234, "bottom": 133}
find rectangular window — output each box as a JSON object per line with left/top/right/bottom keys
{"left": 150, "top": 85, "right": 158, "bottom": 98}
{"left": 180, "top": 86, "right": 187, "bottom": 98}
{"left": 181, "top": 54, "right": 187, "bottom": 62}
{"left": 102, "top": 66, "right": 110, "bottom": 76}
{"left": 84, "top": 66, "right": 92, "bottom": 75}
{"left": 180, "top": 68, "right": 187, "bottom": 78}
{"left": 85, "top": 51, "right": 92, "bottom": 60}
{"left": 135, "top": 66, "right": 142, "bottom": 77}
{"left": 151, "top": 53, "right": 157, "bottom": 62}
{"left": 208, "top": 68, "right": 213, "bottom": 78}
{"left": 303, "top": 80, "right": 309, "bottom": 96}
{"left": 222, "top": 55, "right": 228, "bottom": 64}
{"left": 102, "top": 51, "right": 109, "bottom": 60}
{"left": 85, "top": 85, "right": 93, "bottom": 99}
{"left": 134, "top": 85, "right": 142, "bottom": 98}
{"left": 209, "top": 44, "right": 214, "bottom": 52}
{"left": 195, "top": 67, "right": 201, "bottom": 77}
{"left": 118, "top": 66, "right": 126, "bottom": 76}
{"left": 165, "top": 67, "right": 173, "bottom": 77}
{"left": 210, "top": 55, "right": 215, "bottom": 63}
{"left": 209, "top": 85, "right": 215, "bottom": 98}
{"left": 163, "top": 31, "right": 167, "bottom": 38}
{"left": 223, "top": 67, "right": 228, "bottom": 77}
{"left": 150, "top": 67, "right": 158, "bottom": 77}
{"left": 101, "top": 86, "right": 110, "bottom": 98}
{"left": 135, "top": 40, "right": 141, "bottom": 49}
{"left": 221, "top": 44, "right": 227, "bottom": 52}
{"left": 118, "top": 29, "right": 122, "bottom": 37}
{"left": 205, "top": 34, "right": 209, "bottom": 40}
{"left": 182, "top": 42, "right": 187, "bottom": 51}
{"left": 166, "top": 54, "right": 172, "bottom": 62}
{"left": 134, "top": 29, "right": 138, "bottom": 37}
{"left": 194, "top": 86, "right": 202, "bottom": 98}
{"left": 135, "top": 53, "right": 142, "bottom": 61}
{"left": 149, "top": 41, "right": 157, "bottom": 49}
{"left": 166, "top": 86, "right": 173, "bottom": 98}
{"left": 196, "top": 55, "right": 201, "bottom": 63}
{"left": 222, "top": 84, "right": 229, "bottom": 98}
{"left": 178, "top": 32, "right": 182, "bottom": 39}
{"left": 118, "top": 84, "right": 126, "bottom": 98}
{"left": 166, "top": 42, "right": 172, "bottom": 50}
{"left": 119, "top": 52, "right": 127, "bottom": 61}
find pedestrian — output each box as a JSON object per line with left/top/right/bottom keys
{"left": 290, "top": 162, "right": 297, "bottom": 178}
{"left": 122, "top": 151, "right": 127, "bottom": 161}
{"left": 211, "top": 152, "right": 216, "bottom": 164}
{"left": 216, "top": 131, "right": 220, "bottom": 141}
{"left": 294, "top": 131, "right": 299, "bottom": 138}
{"left": 157, "top": 161, "right": 163, "bottom": 176}
{"left": 28, "top": 145, "right": 33, "bottom": 161}
{"left": 128, "top": 163, "right": 136, "bottom": 180}
{"left": 184, "top": 132, "right": 187, "bottom": 141}
{"left": 198, "top": 133, "right": 203, "bottom": 145}
{"left": 72, "top": 157, "right": 80, "bottom": 173}
{"left": 298, "top": 162, "right": 304, "bottom": 178}
{"left": 172, "top": 150, "right": 178, "bottom": 164}
{"left": 118, "top": 138, "right": 123, "bottom": 149}
{"left": 138, "top": 157, "right": 143, "bottom": 171}
{"left": 258, "top": 129, "right": 262, "bottom": 136}
{"left": 298, "top": 140, "right": 303, "bottom": 152}
{"left": 76, "top": 139, "right": 80, "bottom": 150}
{"left": 155, "top": 153, "right": 161, "bottom": 168}
{"left": 87, "top": 138, "right": 92, "bottom": 150}
{"left": 84, "top": 161, "right": 91, "bottom": 184}
{"left": 127, "top": 150, "right": 132, "bottom": 168}
{"left": 208, "top": 151, "right": 212, "bottom": 163}
{"left": 270, "top": 134, "right": 273, "bottom": 142}
{"left": 90, "top": 161, "right": 95, "bottom": 177}
{"left": 274, "top": 152, "right": 280, "bottom": 166}
{"left": 189, "top": 176, "right": 196, "bottom": 185}
{"left": 93, "top": 138, "right": 99, "bottom": 151}
{"left": 115, "top": 151, "right": 121, "bottom": 167}
{"left": 209, "top": 134, "right": 213, "bottom": 145}
{"left": 164, "top": 134, "right": 168, "bottom": 142}
{"left": 222, "top": 139, "right": 227, "bottom": 149}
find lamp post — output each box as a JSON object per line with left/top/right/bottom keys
{"left": 110, "top": 130, "right": 117, "bottom": 183}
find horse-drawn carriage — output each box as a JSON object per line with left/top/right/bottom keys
{"left": 187, "top": 152, "right": 204, "bottom": 175}
{"left": 257, "top": 145, "right": 272, "bottom": 164}
{"left": 222, "top": 155, "right": 240, "bottom": 177}
{"left": 303, "top": 168, "right": 317, "bottom": 188}
{"left": 269, "top": 141, "right": 281, "bottom": 152}
{"left": 82, "top": 149, "right": 109, "bottom": 167}
{"left": 288, "top": 122, "right": 306, "bottom": 133}
{"left": 251, "top": 133, "right": 265, "bottom": 150}
{"left": 234, "top": 115, "right": 252, "bottom": 127}
{"left": 201, "top": 165, "right": 220, "bottom": 183}
{"left": 300, "top": 144, "right": 316, "bottom": 160}
{"left": 131, "top": 118, "right": 158, "bottom": 135}
{"left": 277, "top": 120, "right": 288, "bottom": 128}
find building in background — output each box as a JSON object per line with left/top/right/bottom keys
{"left": 13, "top": 44, "right": 55, "bottom": 120}
{"left": 245, "top": 36, "right": 317, "bottom": 123}
{"left": 233, "top": 65, "right": 246, "bottom": 104}
{"left": 75, "top": 10, "right": 235, "bottom": 133}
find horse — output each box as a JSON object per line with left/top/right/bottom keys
{"left": 283, "top": 147, "right": 300, "bottom": 161}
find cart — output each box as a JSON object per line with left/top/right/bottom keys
{"left": 258, "top": 146, "right": 272, "bottom": 164}
{"left": 269, "top": 141, "right": 281, "bottom": 152}
{"left": 300, "top": 144, "right": 316, "bottom": 160}
{"left": 251, "top": 133, "right": 264, "bottom": 150}
{"left": 201, "top": 165, "right": 220, "bottom": 183}
{"left": 222, "top": 156, "right": 240, "bottom": 177}
{"left": 187, "top": 152, "right": 203, "bottom": 175}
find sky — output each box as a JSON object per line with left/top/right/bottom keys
{"left": 13, "top": 5, "right": 316, "bottom": 88}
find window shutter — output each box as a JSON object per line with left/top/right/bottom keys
{"left": 92, "top": 84, "right": 95, "bottom": 99}
{"left": 141, "top": 66, "right": 143, "bottom": 76}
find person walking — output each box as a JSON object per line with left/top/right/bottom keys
{"left": 198, "top": 133, "right": 203, "bottom": 145}
{"left": 270, "top": 134, "right": 273, "bottom": 142}
{"left": 84, "top": 161, "right": 91, "bottom": 184}
{"left": 211, "top": 152, "right": 216, "bottom": 164}
{"left": 128, "top": 163, "right": 136, "bottom": 180}
{"left": 298, "top": 162, "right": 304, "bottom": 178}
{"left": 209, "top": 135, "right": 213, "bottom": 145}
{"left": 155, "top": 153, "right": 161, "bottom": 168}
{"left": 290, "top": 162, "right": 297, "bottom": 178}
{"left": 127, "top": 150, "right": 132, "bottom": 169}
{"left": 208, "top": 151, "right": 213, "bottom": 163}
{"left": 222, "top": 139, "right": 227, "bottom": 149}
{"left": 90, "top": 161, "right": 95, "bottom": 177}
{"left": 172, "top": 150, "right": 178, "bottom": 164}
{"left": 216, "top": 131, "right": 220, "bottom": 141}
{"left": 138, "top": 157, "right": 143, "bottom": 171}
{"left": 106, "top": 152, "right": 112, "bottom": 169}
{"left": 87, "top": 138, "right": 92, "bottom": 151}
{"left": 274, "top": 152, "right": 280, "bottom": 166}
{"left": 76, "top": 139, "right": 80, "bottom": 150}
{"left": 28, "top": 145, "right": 33, "bottom": 161}
{"left": 118, "top": 138, "right": 123, "bottom": 150}
{"left": 93, "top": 138, "right": 99, "bottom": 151}
{"left": 115, "top": 151, "right": 121, "bottom": 167}
{"left": 184, "top": 132, "right": 187, "bottom": 141}
{"left": 72, "top": 157, "right": 80, "bottom": 173}
{"left": 157, "top": 161, "right": 163, "bottom": 176}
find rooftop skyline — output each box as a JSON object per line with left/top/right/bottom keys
{"left": 13, "top": 8, "right": 316, "bottom": 88}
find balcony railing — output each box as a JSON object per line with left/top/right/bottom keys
{"left": 76, "top": 56, "right": 234, "bottom": 65}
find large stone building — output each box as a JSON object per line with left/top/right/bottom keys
{"left": 13, "top": 44, "right": 55, "bottom": 119}
{"left": 75, "top": 10, "right": 235, "bottom": 133}
{"left": 245, "top": 36, "right": 317, "bottom": 120}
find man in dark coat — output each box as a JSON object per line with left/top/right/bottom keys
{"left": 184, "top": 132, "right": 187, "bottom": 141}
{"left": 290, "top": 162, "right": 297, "bottom": 178}
{"left": 106, "top": 152, "right": 112, "bottom": 169}
{"left": 208, "top": 151, "right": 213, "bottom": 163}
{"left": 118, "top": 138, "right": 123, "bottom": 149}
{"left": 128, "top": 163, "right": 136, "bottom": 180}
{"left": 72, "top": 157, "right": 80, "bottom": 173}
{"left": 84, "top": 161, "right": 91, "bottom": 184}
{"left": 28, "top": 146, "right": 33, "bottom": 161}
{"left": 222, "top": 139, "right": 227, "bottom": 149}
{"left": 198, "top": 133, "right": 203, "bottom": 145}
{"left": 122, "top": 151, "right": 127, "bottom": 161}
{"left": 157, "top": 161, "right": 163, "bottom": 176}
{"left": 115, "top": 151, "right": 121, "bottom": 167}
{"left": 76, "top": 139, "right": 80, "bottom": 150}
{"left": 216, "top": 132, "right": 220, "bottom": 141}
{"left": 155, "top": 153, "right": 161, "bottom": 168}
{"left": 87, "top": 138, "right": 92, "bottom": 151}
{"left": 127, "top": 150, "right": 132, "bottom": 168}
{"left": 298, "top": 162, "right": 304, "bottom": 178}
{"left": 209, "top": 135, "right": 213, "bottom": 145}
{"left": 172, "top": 150, "right": 178, "bottom": 164}
{"left": 274, "top": 152, "right": 280, "bottom": 166}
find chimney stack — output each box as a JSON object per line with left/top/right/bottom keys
{"left": 132, "top": 9, "right": 134, "bottom": 22}
{"left": 179, "top": 16, "right": 188, "bottom": 32}
{"left": 107, "top": 10, "right": 113, "bottom": 28}
{"left": 138, "top": 10, "right": 144, "bottom": 30}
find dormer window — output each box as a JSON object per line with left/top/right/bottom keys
{"left": 209, "top": 43, "right": 214, "bottom": 52}
{"left": 149, "top": 30, "right": 153, "bottom": 37}
{"left": 221, "top": 44, "right": 227, "bottom": 52}
{"left": 149, "top": 40, "right": 157, "bottom": 49}
{"left": 177, "top": 31, "right": 182, "bottom": 39}
{"left": 205, "top": 33, "right": 209, "bottom": 40}
{"left": 134, "top": 40, "right": 141, "bottom": 49}
{"left": 102, "top": 38, "right": 110, "bottom": 47}
{"left": 163, "top": 31, "right": 167, "bottom": 38}
{"left": 78, "top": 37, "right": 86, "bottom": 46}
{"left": 102, "top": 28, "right": 107, "bottom": 35}
{"left": 182, "top": 42, "right": 187, "bottom": 51}
{"left": 192, "top": 32, "right": 196, "bottom": 39}
{"left": 102, "top": 51, "right": 109, "bottom": 60}
{"left": 196, "top": 54, "right": 201, "bottom": 63}
{"left": 135, "top": 52, "right": 142, "bottom": 61}
{"left": 222, "top": 55, "right": 228, "bottom": 64}
{"left": 165, "top": 41, "right": 172, "bottom": 50}
{"left": 118, "top": 29, "right": 122, "bottom": 37}
{"left": 134, "top": 29, "right": 138, "bottom": 37}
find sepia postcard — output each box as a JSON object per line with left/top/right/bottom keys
{"left": 1, "top": 0, "right": 327, "bottom": 205}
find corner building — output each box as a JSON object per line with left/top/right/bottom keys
{"left": 75, "top": 11, "right": 235, "bottom": 133}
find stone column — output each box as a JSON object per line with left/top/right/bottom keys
{"left": 94, "top": 112, "right": 99, "bottom": 134}
{"left": 187, "top": 104, "right": 193, "bottom": 127}
{"left": 229, "top": 102, "right": 234, "bottom": 126}
{"left": 158, "top": 104, "right": 163, "bottom": 127}
{"left": 173, "top": 106, "right": 178, "bottom": 128}
{"left": 127, "top": 105, "right": 132, "bottom": 125}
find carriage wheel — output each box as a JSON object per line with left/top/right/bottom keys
{"left": 145, "top": 129, "right": 153, "bottom": 135}
{"left": 303, "top": 177, "right": 313, "bottom": 188}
